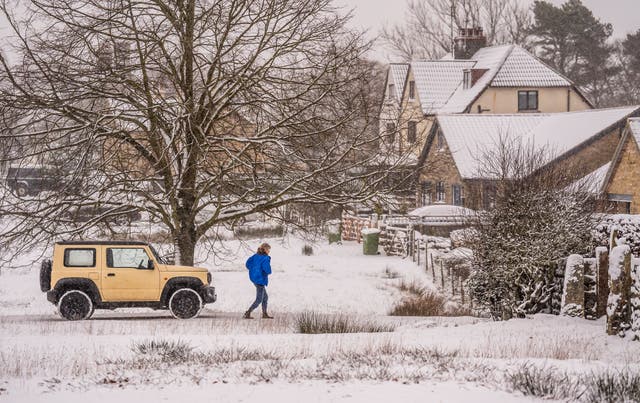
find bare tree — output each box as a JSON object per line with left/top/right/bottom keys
{"left": 0, "top": 0, "right": 399, "bottom": 265}
{"left": 381, "top": 0, "right": 532, "bottom": 61}
{"left": 467, "top": 136, "right": 597, "bottom": 320}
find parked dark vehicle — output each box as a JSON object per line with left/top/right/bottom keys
{"left": 66, "top": 204, "right": 142, "bottom": 224}
{"left": 5, "top": 165, "right": 65, "bottom": 197}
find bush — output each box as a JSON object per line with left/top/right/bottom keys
{"left": 302, "top": 244, "right": 313, "bottom": 256}
{"left": 132, "top": 339, "right": 194, "bottom": 363}
{"left": 583, "top": 370, "right": 640, "bottom": 403}
{"left": 295, "top": 311, "right": 394, "bottom": 334}
{"left": 507, "top": 363, "right": 575, "bottom": 399}
{"left": 234, "top": 223, "right": 284, "bottom": 239}
{"left": 389, "top": 291, "right": 447, "bottom": 316}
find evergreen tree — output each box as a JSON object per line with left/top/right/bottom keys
{"left": 530, "top": 0, "right": 618, "bottom": 106}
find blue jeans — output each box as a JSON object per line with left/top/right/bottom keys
{"left": 248, "top": 284, "right": 268, "bottom": 313}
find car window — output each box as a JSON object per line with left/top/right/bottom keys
{"left": 107, "top": 248, "right": 151, "bottom": 269}
{"left": 64, "top": 248, "right": 96, "bottom": 267}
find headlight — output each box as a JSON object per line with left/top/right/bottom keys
{"left": 207, "top": 272, "right": 212, "bottom": 285}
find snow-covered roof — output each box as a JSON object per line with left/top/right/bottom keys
{"left": 491, "top": 46, "right": 571, "bottom": 87}
{"left": 629, "top": 118, "right": 640, "bottom": 145}
{"left": 565, "top": 162, "right": 611, "bottom": 194}
{"left": 408, "top": 204, "right": 475, "bottom": 217}
{"left": 389, "top": 63, "right": 409, "bottom": 102}
{"left": 411, "top": 61, "right": 475, "bottom": 113}
{"left": 405, "top": 44, "right": 579, "bottom": 115}
{"left": 438, "top": 45, "right": 514, "bottom": 114}
{"left": 434, "top": 106, "right": 640, "bottom": 179}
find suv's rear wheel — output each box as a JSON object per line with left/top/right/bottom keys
{"left": 58, "top": 290, "right": 94, "bottom": 321}
{"left": 168, "top": 288, "right": 202, "bottom": 319}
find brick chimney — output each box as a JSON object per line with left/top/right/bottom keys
{"left": 454, "top": 27, "right": 486, "bottom": 60}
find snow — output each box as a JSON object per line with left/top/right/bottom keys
{"left": 388, "top": 63, "right": 409, "bottom": 102}
{"left": 490, "top": 46, "right": 571, "bottom": 88}
{"left": 408, "top": 204, "right": 475, "bottom": 217}
{"left": 360, "top": 228, "right": 380, "bottom": 235}
{"left": 2, "top": 235, "right": 640, "bottom": 402}
{"left": 411, "top": 60, "right": 475, "bottom": 113}
{"left": 629, "top": 118, "right": 640, "bottom": 146}
{"left": 609, "top": 244, "right": 630, "bottom": 281}
{"left": 436, "top": 106, "right": 640, "bottom": 179}
{"left": 564, "top": 161, "right": 611, "bottom": 194}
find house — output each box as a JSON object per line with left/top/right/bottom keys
{"left": 600, "top": 118, "right": 640, "bottom": 213}
{"left": 379, "top": 28, "right": 593, "bottom": 162}
{"left": 416, "top": 106, "right": 640, "bottom": 210}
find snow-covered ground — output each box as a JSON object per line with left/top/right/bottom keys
{"left": 1, "top": 235, "right": 639, "bottom": 402}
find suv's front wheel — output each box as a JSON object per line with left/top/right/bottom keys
{"left": 58, "top": 290, "right": 94, "bottom": 321}
{"left": 168, "top": 288, "right": 202, "bottom": 319}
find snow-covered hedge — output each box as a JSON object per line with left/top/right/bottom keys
{"left": 594, "top": 215, "right": 640, "bottom": 255}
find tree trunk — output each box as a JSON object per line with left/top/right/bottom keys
{"left": 175, "top": 226, "right": 197, "bottom": 267}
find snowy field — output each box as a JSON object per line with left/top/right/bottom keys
{"left": 1, "top": 236, "right": 640, "bottom": 402}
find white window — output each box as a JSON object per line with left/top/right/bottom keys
{"left": 107, "top": 248, "right": 151, "bottom": 269}
{"left": 436, "top": 181, "right": 445, "bottom": 202}
{"left": 409, "top": 81, "right": 415, "bottom": 100}
{"left": 64, "top": 248, "right": 96, "bottom": 267}
{"left": 463, "top": 70, "right": 471, "bottom": 89}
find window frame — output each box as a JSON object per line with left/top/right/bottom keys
{"left": 421, "top": 181, "right": 432, "bottom": 206}
{"left": 436, "top": 181, "right": 445, "bottom": 202}
{"left": 452, "top": 184, "right": 463, "bottom": 206}
{"left": 407, "top": 121, "right": 417, "bottom": 144}
{"left": 388, "top": 83, "right": 396, "bottom": 100}
{"left": 518, "top": 90, "right": 538, "bottom": 111}
{"left": 408, "top": 80, "right": 415, "bottom": 100}
{"left": 385, "top": 122, "right": 396, "bottom": 144}
{"left": 63, "top": 248, "right": 97, "bottom": 268}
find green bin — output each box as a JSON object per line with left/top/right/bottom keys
{"left": 327, "top": 220, "right": 341, "bottom": 244}
{"left": 362, "top": 228, "right": 380, "bottom": 255}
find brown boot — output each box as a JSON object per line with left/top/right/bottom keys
{"left": 243, "top": 310, "right": 253, "bottom": 319}
{"left": 262, "top": 312, "right": 274, "bottom": 319}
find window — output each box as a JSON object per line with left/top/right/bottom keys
{"left": 409, "top": 81, "right": 415, "bottom": 100}
{"left": 64, "top": 248, "right": 96, "bottom": 268}
{"left": 385, "top": 122, "right": 396, "bottom": 144}
{"left": 107, "top": 248, "right": 151, "bottom": 269}
{"left": 407, "top": 121, "right": 417, "bottom": 144}
{"left": 452, "top": 184, "right": 463, "bottom": 206}
{"left": 388, "top": 84, "right": 396, "bottom": 100}
{"left": 421, "top": 182, "right": 432, "bottom": 205}
{"left": 436, "top": 181, "right": 445, "bottom": 202}
{"left": 518, "top": 90, "right": 538, "bottom": 111}
{"left": 436, "top": 130, "right": 445, "bottom": 151}
{"left": 463, "top": 70, "right": 471, "bottom": 89}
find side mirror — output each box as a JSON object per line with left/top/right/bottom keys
{"left": 147, "top": 260, "right": 155, "bottom": 270}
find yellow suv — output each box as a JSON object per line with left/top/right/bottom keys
{"left": 40, "top": 241, "right": 216, "bottom": 320}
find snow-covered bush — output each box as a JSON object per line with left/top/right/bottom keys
{"left": 468, "top": 139, "right": 595, "bottom": 320}
{"left": 593, "top": 214, "right": 640, "bottom": 255}
{"left": 449, "top": 228, "right": 479, "bottom": 249}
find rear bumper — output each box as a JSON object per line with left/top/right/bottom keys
{"left": 200, "top": 286, "right": 217, "bottom": 304}
{"left": 46, "top": 290, "right": 58, "bottom": 304}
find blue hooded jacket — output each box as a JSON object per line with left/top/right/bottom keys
{"left": 245, "top": 253, "right": 272, "bottom": 286}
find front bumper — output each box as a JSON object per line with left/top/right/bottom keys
{"left": 200, "top": 286, "right": 217, "bottom": 304}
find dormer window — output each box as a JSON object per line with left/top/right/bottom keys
{"left": 409, "top": 81, "right": 415, "bottom": 100}
{"left": 463, "top": 70, "right": 471, "bottom": 89}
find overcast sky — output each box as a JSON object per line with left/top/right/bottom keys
{"left": 1, "top": 0, "right": 638, "bottom": 63}
{"left": 338, "top": 0, "right": 640, "bottom": 61}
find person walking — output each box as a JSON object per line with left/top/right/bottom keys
{"left": 243, "top": 242, "right": 274, "bottom": 319}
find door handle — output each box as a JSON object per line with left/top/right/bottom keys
{"left": 107, "top": 273, "right": 116, "bottom": 277}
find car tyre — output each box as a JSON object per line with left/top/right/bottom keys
{"left": 58, "top": 290, "right": 94, "bottom": 321}
{"left": 168, "top": 288, "right": 202, "bottom": 319}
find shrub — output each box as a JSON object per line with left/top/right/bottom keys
{"left": 302, "top": 244, "right": 313, "bottom": 256}
{"left": 583, "top": 370, "right": 640, "bottom": 403}
{"left": 507, "top": 363, "right": 576, "bottom": 399}
{"left": 234, "top": 223, "right": 284, "bottom": 239}
{"left": 295, "top": 311, "right": 394, "bottom": 334}
{"left": 396, "top": 280, "right": 426, "bottom": 297}
{"left": 389, "top": 291, "right": 447, "bottom": 316}
{"left": 132, "top": 339, "right": 194, "bottom": 363}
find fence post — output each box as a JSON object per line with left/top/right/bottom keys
{"left": 607, "top": 245, "right": 631, "bottom": 336}
{"left": 561, "top": 254, "right": 584, "bottom": 317}
{"left": 430, "top": 253, "right": 435, "bottom": 278}
{"left": 460, "top": 276, "right": 465, "bottom": 304}
{"left": 440, "top": 259, "right": 445, "bottom": 288}
{"left": 583, "top": 258, "right": 597, "bottom": 320}
{"left": 595, "top": 247, "right": 609, "bottom": 318}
